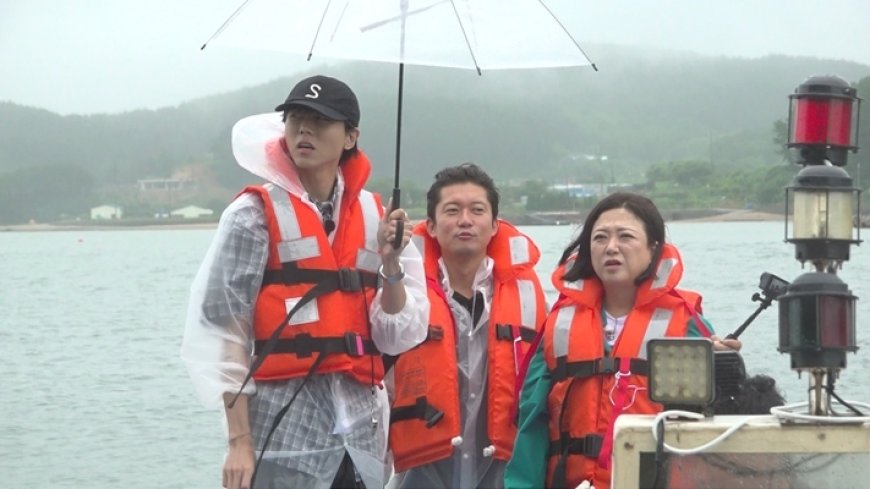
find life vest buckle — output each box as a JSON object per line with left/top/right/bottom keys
{"left": 336, "top": 268, "right": 362, "bottom": 291}
{"left": 417, "top": 396, "right": 445, "bottom": 428}
{"left": 344, "top": 332, "right": 366, "bottom": 357}
{"left": 598, "top": 357, "right": 617, "bottom": 374}
{"left": 390, "top": 396, "right": 445, "bottom": 428}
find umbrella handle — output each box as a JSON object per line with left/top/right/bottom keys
{"left": 391, "top": 188, "right": 403, "bottom": 249}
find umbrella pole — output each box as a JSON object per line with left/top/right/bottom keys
{"left": 391, "top": 62, "right": 405, "bottom": 249}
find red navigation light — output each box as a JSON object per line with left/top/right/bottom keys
{"left": 787, "top": 75, "right": 861, "bottom": 166}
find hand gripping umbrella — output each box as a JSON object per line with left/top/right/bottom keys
{"left": 202, "top": 0, "right": 596, "bottom": 246}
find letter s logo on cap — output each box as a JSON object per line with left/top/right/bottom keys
{"left": 305, "top": 83, "right": 321, "bottom": 99}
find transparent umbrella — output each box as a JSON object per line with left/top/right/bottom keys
{"left": 202, "top": 0, "right": 596, "bottom": 243}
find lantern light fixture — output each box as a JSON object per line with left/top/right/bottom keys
{"left": 780, "top": 74, "right": 863, "bottom": 416}
{"left": 787, "top": 74, "right": 861, "bottom": 167}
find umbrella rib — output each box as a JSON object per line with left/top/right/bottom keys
{"left": 537, "top": 0, "right": 598, "bottom": 71}
{"left": 448, "top": 0, "right": 481, "bottom": 75}
{"left": 199, "top": 0, "right": 253, "bottom": 50}
{"left": 361, "top": 1, "right": 447, "bottom": 31}
{"left": 308, "top": 0, "right": 337, "bottom": 60}
{"left": 327, "top": 0, "right": 351, "bottom": 43}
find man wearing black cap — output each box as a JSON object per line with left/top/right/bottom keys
{"left": 182, "top": 75, "right": 429, "bottom": 489}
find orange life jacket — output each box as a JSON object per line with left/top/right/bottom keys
{"left": 388, "top": 219, "right": 547, "bottom": 472}
{"left": 245, "top": 144, "right": 386, "bottom": 385}
{"left": 542, "top": 244, "right": 706, "bottom": 489}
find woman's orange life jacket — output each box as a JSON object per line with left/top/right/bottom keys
{"left": 244, "top": 144, "right": 386, "bottom": 386}
{"left": 388, "top": 219, "right": 547, "bottom": 472}
{"left": 542, "top": 244, "right": 707, "bottom": 489}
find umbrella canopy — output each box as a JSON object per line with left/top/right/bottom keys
{"left": 204, "top": 0, "right": 594, "bottom": 71}
{"left": 203, "top": 0, "right": 595, "bottom": 244}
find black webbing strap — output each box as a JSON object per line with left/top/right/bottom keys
{"left": 390, "top": 396, "right": 444, "bottom": 428}
{"left": 550, "top": 356, "right": 649, "bottom": 382}
{"left": 382, "top": 325, "right": 444, "bottom": 373}
{"left": 550, "top": 433, "right": 605, "bottom": 489}
{"left": 494, "top": 323, "right": 536, "bottom": 343}
{"left": 548, "top": 433, "right": 604, "bottom": 458}
{"left": 254, "top": 332, "right": 378, "bottom": 358}
{"left": 262, "top": 265, "right": 378, "bottom": 290}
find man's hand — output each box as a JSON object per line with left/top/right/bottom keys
{"left": 222, "top": 433, "right": 255, "bottom": 489}
{"left": 378, "top": 202, "right": 412, "bottom": 262}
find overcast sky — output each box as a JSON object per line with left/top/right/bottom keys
{"left": 3, "top": 0, "right": 870, "bottom": 115}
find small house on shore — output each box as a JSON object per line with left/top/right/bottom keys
{"left": 90, "top": 205, "right": 123, "bottom": 220}
{"left": 170, "top": 205, "right": 214, "bottom": 219}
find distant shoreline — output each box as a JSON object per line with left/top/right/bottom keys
{"left": 0, "top": 209, "right": 783, "bottom": 232}
{"left": 672, "top": 209, "right": 783, "bottom": 223}
{"left": 0, "top": 221, "right": 219, "bottom": 232}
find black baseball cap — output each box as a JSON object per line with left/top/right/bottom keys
{"left": 274, "top": 75, "right": 360, "bottom": 127}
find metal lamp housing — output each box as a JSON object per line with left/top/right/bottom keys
{"left": 785, "top": 164, "right": 861, "bottom": 264}
{"left": 647, "top": 338, "right": 714, "bottom": 407}
{"left": 778, "top": 272, "right": 858, "bottom": 370}
{"left": 787, "top": 74, "right": 861, "bottom": 166}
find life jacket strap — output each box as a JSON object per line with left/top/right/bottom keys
{"left": 550, "top": 356, "right": 648, "bottom": 382}
{"left": 262, "top": 265, "right": 378, "bottom": 291}
{"left": 549, "top": 433, "right": 604, "bottom": 488}
{"left": 254, "top": 332, "right": 379, "bottom": 358}
{"left": 494, "top": 323, "right": 537, "bottom": 343}
{"left": 548, "top": 433, "right": 604, "bottom": 458}
{"left": 390, "top": 396, "right": 445, "bottom": 428}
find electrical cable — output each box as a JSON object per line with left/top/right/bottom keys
{"left": 770, "top": 400, "right": 870, "bottom": 424}
{"left": 651, "top": 410, "right": 753, "bottom": 455}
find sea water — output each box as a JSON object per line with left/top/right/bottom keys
{"left": 3, "top": 221, "right": 870, "bottom": 488}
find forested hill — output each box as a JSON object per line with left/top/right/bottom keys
{"left": 1, "top": 43, "right": 869, "bottom": 222}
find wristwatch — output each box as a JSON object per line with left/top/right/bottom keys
{"left": 378, "top": 263, "right": 405, "bottom": 285}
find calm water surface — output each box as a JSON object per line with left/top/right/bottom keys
{"left": 3, "top": 221, "right": 870, "bottom": 488}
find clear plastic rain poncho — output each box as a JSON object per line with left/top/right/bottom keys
{"left": 181, "top": 112, "right": 429, "bottom": 489}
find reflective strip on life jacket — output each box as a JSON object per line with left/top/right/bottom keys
{"left": 637, "top": 308, "right": 673, "bottom": 360}
{"left": 553, "top": 305, "right": 576, "bottom": 358}
{"left": 356, "top": 190, "right": 382, "bottom": 273}
{"left": 650, "top": 257, "right": 677, "bottom": 290}
{"left": 267, "top": 184, "right": 318, "bottom": 264}
{"left": 494, "top": 278, "right": 541, "bottom": 374}
{"left": 508, "top": 234, "right": 531, "bottom": 265}
{"left": 518, "top": 279, "right": 538, "bottom": 327}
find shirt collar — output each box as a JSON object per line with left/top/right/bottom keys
{"left": 436, "top": 256, "right": 494, "bottom": 299}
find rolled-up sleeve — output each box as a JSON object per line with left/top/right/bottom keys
{"left": 368, "top": 240, "right": 429, "bottom": 355}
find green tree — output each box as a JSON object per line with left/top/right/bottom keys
{"left": 646, "top": 161, "right": 714, "bottom": 187}
{"left": 771, "top": 118, "right": 790, "bottom": 163}
{"left": 0, "top": 165, "right": 97, "bottom": 224}
{"left": 850, "top": 76, "right": 870, "bottom": 192}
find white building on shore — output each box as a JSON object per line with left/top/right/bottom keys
{"left": 90, "top": 205, "right": 123, "bottom": 220}
{"left": 170, "top": 205, "right": 214, "bottom": 219}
